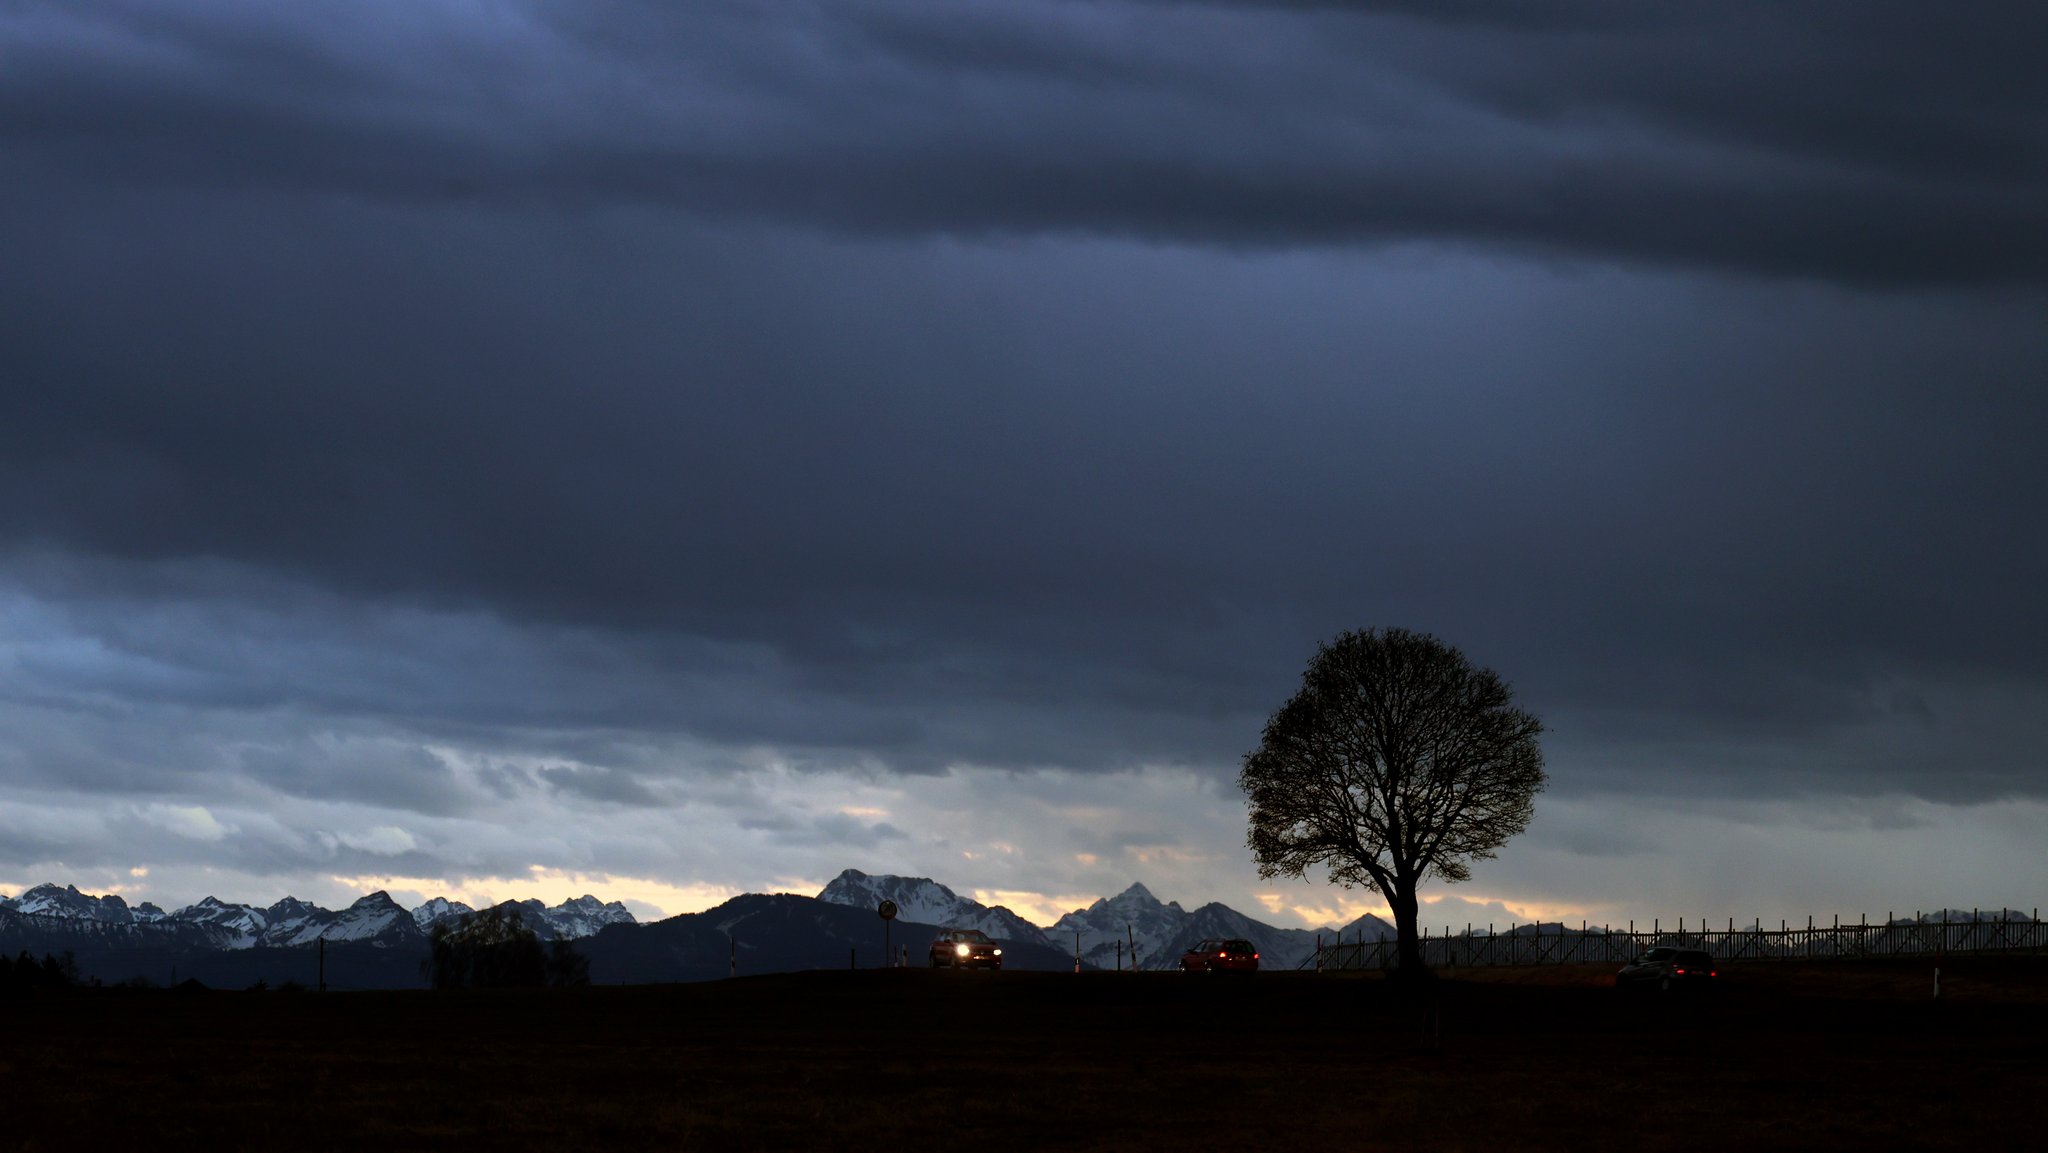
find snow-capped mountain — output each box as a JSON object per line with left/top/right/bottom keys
{"left": 5, "top": 883, "right": 145, "bottom": 923}
{"left": 261, "top": 891, "right": 421, "bottom": 947}
{"left": 534, "top": 895, "right": 636, "bottom": 938}
{"left": 409, "top": 896, "right": 634, "bottom": 940}
{"left": 1047, "top": 883, "right": 1194, "bottom": 970}
{"left": 410, "top": 897, "right": 475, "bottom": 932}
{"left": 168, "top": 897, "right": 271, "bottom": 946}
{"left": 1041, "top": 883, "right": 1390, "bottom": 971}
{"left": 815, "top": 872, "right": 1371, "bottom": 970}
{"left": 816, "top": 869, "right": 1054, "bottom": 947}
{"left": 0, "top": 883, "right": 632, "bottom": 951}
{"left": 473, "top": 896, "right": 636, "bottom": 941}
{"left": 1150, "top": 901, "right": 1374, "bottom": 971}
{"left": 149, "top": 894, "right": 352, "bottom": 949}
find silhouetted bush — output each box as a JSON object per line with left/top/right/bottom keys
{"left": 547, "top": 939, "right": 591, "bottom": 987}
{"left": 426, "top": 906, "right": 589, "bottom": 989}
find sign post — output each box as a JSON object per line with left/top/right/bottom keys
{"left": 878, "top": 899, "right": 898, "bottom": 968}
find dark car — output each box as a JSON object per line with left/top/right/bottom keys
{"left": 1179, "top": 937, "right": 1260, "bottom": 972}
{"left": 1617, "top": 946, "right": 1718, "bottom": 991}
{"left": 929, "top": 928, "right": 1003, "bottom": 969}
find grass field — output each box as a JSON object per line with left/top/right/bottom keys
{"left": 6, "top": 955, "right": 2043, "bottom": 1151}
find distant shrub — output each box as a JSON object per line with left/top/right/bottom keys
{"left": 425, "top": 906, "right": 590, "bottom": 989}
{"left": 547, "top": 939, "right": 591, "bottom": 987}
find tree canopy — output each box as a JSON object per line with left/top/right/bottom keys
{"left": 425, "top": 906, "right": 591, "bottom": 989}
{"left": 1239, "top": 627, "right": 1545, "bottom": 972}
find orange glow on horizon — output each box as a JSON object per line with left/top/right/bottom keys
{"left": 972, "top": 889, "right": 1104, "bottom": 925}
{"left": 330, "top": 867, "right": 740, "bottom": 919}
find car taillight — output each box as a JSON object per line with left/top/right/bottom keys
{"left": 1674, "top": 968, "right": 1687, "bottom": 975}
{"left": 1710, "top": 970, "right": 1717, "bottom": 977}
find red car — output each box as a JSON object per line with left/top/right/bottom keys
{"left": 1179, "top": 937, "right": 1260, "bottom": 972}
{"left": 929, "top": 928, "right": 1004, "bottom": 969}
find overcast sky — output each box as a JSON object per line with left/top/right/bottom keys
{"left": 4, "top": 0, "right": 2045, "bottom": 931}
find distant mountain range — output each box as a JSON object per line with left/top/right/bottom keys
{"left": 816, "top": 868, "right": 1392, "bottom": 971}
{"left": 10, "top": 875, "right": 2027, "bottom": 989}
{"left": 0, "top": 871, "right": 1390, "bottom": 987}
{"left": 0, "top": 883, "right": 634, "bottom": 948}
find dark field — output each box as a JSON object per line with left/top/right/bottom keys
{"left": 7, "top": 956, "right": 2045, "bottom": 1151}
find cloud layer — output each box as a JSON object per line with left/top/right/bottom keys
{"left": 6, "top": 1, "right": 2044, "bottom": 283}
{"left": 3, "top": 1, "right": 2045, "bottom": 923}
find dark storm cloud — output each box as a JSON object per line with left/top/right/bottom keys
{"left": 2, "top": 0, "right": 2046, "bottom": 836}
{"left": 3, "top": 0, "right": 2044, "bottom": 285}
{"left": 4, "top": 216, "right": 2047, "bottom": 801}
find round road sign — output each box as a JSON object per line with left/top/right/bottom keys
{"left": 878, "top": 899, "right": 898, "bottom": 921}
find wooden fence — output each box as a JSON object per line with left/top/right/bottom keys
{"left": 1311, "top": 911, "right": 2047, "bottom": 971}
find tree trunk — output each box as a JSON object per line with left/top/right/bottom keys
{"left": 1391, "top": 883, "right": 1423, "bottom": 974}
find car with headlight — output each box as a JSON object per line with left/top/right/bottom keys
{"left": 1179, "top": 937, "right": 1260, "bottom": 972}
{"left": 1617, "top": 946, "right": 1718, "bottom": 991}
{"left": 929, "top": 928, "right": 1004, "bottom": 969}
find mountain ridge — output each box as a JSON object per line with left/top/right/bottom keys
{"left": 0, "top": 882, "right": 634, "bottom": 946}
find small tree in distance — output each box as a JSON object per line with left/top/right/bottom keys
{"left": 1240, "top": 628, "right": 1545, "bottom": 974}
